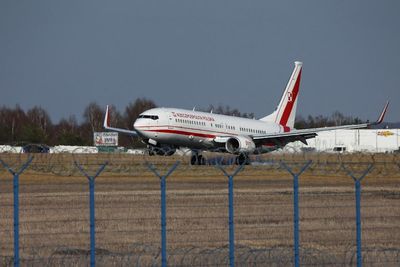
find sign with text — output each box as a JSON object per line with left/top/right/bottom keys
{"left": 94, "top": 132, "right": 118, "bottom": 146}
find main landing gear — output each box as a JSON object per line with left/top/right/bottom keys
{"left": 235, "top": 153, "right": 250, "bottom": 165}
{"left": 190, "top": 152, "right": 250, "bottom": 165}
{"left": 147, "top": 145, "right": 176, "bottom": 156}
{"left": 190, "top": 152, "right": 206, "bottom": 165}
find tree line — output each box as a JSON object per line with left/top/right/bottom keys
{"left": 0, "top": 98, "right": 156, "bottom": 147}
{"left": 0, "top": 99, "right": 363, "bottom": 147}
{"left": 295, "top": 112, "right": 363, "bottom": 129}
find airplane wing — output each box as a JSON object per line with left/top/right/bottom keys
{"left": 103, "top": 105, "right": 138, "bottom": 136}
{"left": 252, "top": 101, "right": 389, "bottom": 146}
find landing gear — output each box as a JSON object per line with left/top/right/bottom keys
{"left": 147, "top": 145, "right": 176, "bottom": 156}
{"left": 235, "top": 153, "right": 250, "bottom": 165}
{"left": 190, "top": 153, "right": 206, "bottom": 165}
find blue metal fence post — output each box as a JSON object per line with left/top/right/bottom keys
{"left": 280, "top": 160, "right": 312, "bottom": 267}
{"left": 74, "top": 161, "right": 108, "bottom": 267}
{"left": 89, "top": 177, "right": 96, "bottom": 267}
{"left": 13, "top": 173, "right": 19, "bottom": 267}
{"left": 160, "top": 175, "right": 167, "bottom": 266}
{"left": 0, "top": 156, "right": 33, "bottom": 267}
{"left": 145, "top": 161, "right": 180, "bottom": 267}
{"left": 342, "top": 164, "right": 373, "bottom": 267}
{"left": 293, "top": 173, "right": 299, "bottom": 267}
{"left": 355, "top": 179, "right": 362, "bottom": 267}
{"left": 216, "top": 164, "right": 244, "bottom": 267}
{"left": 228, "top": 174, "right": 235, "bottom": 267}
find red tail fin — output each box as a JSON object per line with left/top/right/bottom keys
{"left": 260, "top": 61, "right": 303, "bottom": 129}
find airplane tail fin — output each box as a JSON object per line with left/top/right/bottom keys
{"left": 260, "top": 61, "right": 303, "bottom": 129}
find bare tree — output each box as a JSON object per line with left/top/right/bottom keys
{"left": 83, "top": 102, "right": 104, "bottom": 133}
{"left": 0, "top": 106, "right": 14, "bottom": 143}
{"left": 107, "top": 104, "right": 124, "bottom": 128}
{"left": 54, "top": 115, "right": 88, "bottom": 145}
{"left": 331, "top": 111, "right": 345, "bottom": 126}
{"left": 3, "top": 105, "right": 29, "bottom": 143}
{"left": 295, "top": 112, "right": 365, "bottom": 129}
{"left": 124, "top": 98, "right": 157, "bottom": 129}
{"left": 27, "top": 106, "right": 52, "bottom": 134}
{"left": 201, "top": 104, "right": 254, "bottom": 118}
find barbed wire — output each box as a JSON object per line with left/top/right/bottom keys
{"left": 1, "top": 146, "right": 400, "bottom": 177}
{"left": 1, "top": 148, "right": 399, "bottom": 266}
{"left": 1, "top": 244, "right": 400, "bottom": 266}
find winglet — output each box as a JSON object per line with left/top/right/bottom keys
{"left": 375, "top": 101, "right": 389, "bottom": 124}
{"left": 104, "top": 105, "right": 111, "bottom": 128}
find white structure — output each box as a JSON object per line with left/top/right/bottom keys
{"left": 283, "top": 129, "right": 400, "bottom": 153}
{"left": 50, "top": 146, "right": 98, "bottom": 154}
{"left": 0, "top": 145, "right": 23, "bottom": 153}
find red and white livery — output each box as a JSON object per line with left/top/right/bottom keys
{"left": 104, "top": 61, "right": 389, "bottom": 164}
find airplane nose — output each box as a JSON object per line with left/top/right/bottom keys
{"left": 133, "top": 120, "right": 140, "bottom": 129}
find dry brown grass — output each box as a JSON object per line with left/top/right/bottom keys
{"left": 0, "top": 152, "right": 399, "bottom": 265}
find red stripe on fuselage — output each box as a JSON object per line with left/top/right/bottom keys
{"left": 136, "top": 125, "right": 233, "bottom": 136}
{"left": 279, "top": 69, "right": 302, "bottom": 126}
{"left": 145, "top": 129, "right": 216, "bottom": 138}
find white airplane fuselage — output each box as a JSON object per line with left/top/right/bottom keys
{"left": 134, "top": 107, "right": 286, "bottom": 153}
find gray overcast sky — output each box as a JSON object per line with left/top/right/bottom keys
{"left": 1, "top": 1, "right": 399, "bottom": 122}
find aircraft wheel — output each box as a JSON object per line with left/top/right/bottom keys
{"left": 190, "top": 154, "right": 206, "bottom": 165}
{"left": 198, "top": 155, "right": 206, "bottom": 165}
{"left": 190, "top": 155, "right": 198, "bottom": 165}
{"left": 236, "top": 153, "right": 249, "bottom": 165}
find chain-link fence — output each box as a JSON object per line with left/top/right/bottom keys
{"left": 0, "top": 149, "right": 399, "bottom": 266}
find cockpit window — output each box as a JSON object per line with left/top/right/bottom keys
{"left": 138, "top": 115, "right": 159, "bottom": 120}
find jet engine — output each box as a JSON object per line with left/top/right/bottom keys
{"left": 225, "top": 136, "right": 256, "bottom": 154}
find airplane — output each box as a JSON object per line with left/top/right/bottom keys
{"left": 104, "top": 61, "right": 389, "bottom": 165}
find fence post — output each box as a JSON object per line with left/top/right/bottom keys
{"left": 216, "top": 164, "right": 244, "bottom": 267}
{"left": 74, "top": 161, "right": 108, "bottom": 267}
{"left": 342, "top": 164, "right": 373, "bottom": 267}
{"left": 280, "top": 160, "right": 312, "bottom": 267}
{"left": 145, "top": 161, "right": 180, "bottom": 267}
{"left": 0, "top": 156, "right": 33, "bottom": 267}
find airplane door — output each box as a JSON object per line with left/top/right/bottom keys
{"left": 151, "top": 115, "right": 159, "bottom": 138}
{"left": 154, "top": 117, "right": 159, "bottom": 138}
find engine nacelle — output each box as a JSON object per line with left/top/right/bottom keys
{"left": 225, "top": 136, "right": 256, "bottom": 154}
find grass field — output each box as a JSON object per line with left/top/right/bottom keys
{"left": 0, "top": 152, "right": 399, "bottom": 266}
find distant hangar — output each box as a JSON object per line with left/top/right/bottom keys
{"left": 282, "top": 129, "right": 400, "bottom": 153}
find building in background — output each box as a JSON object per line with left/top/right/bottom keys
{"left": 282, "top": 129, "right": 400, "bottom": 153}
